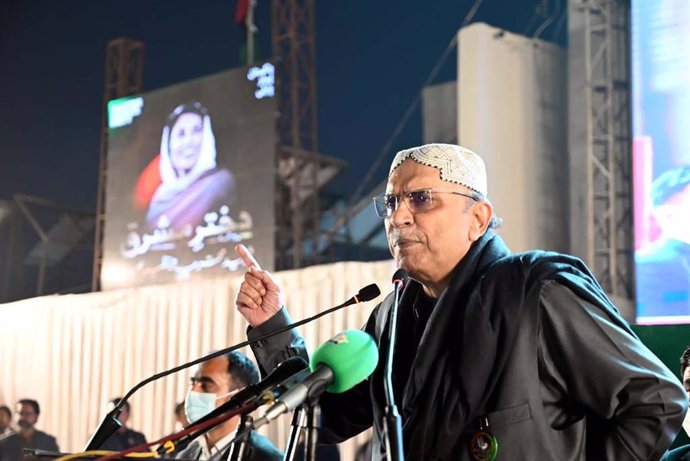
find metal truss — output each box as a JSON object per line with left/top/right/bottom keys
{"left": 91, "top": 38, "right": 144, "bottom": 291}
{"left": 272, "top": 0, "right": 322, "bottom": 270}
{"left": 574, "top": 0, "right": 633, "bottom": 300}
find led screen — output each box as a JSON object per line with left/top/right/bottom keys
{"left": 633, "top": 3, "right": 690, "bottom": 323}
{"left": 101, "top": 63, "right": 276, "bottom": 290}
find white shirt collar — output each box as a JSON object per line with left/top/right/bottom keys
{"left": 196, "top": 426, "right": 238, "bottom": 460}
{"left": 0, "top": 428, "right": 15, "bottom": 441}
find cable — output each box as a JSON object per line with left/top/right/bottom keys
{"left": 552, "top": 0, "right": 568, "bottom": 42}
{"left": 349, "top": 0, "right": 486, "bottom": 205}
{"left": 88, "top": 402, "right": 255, "bottom": 461}
{"left": 54, "top": 451, "right": 156, "bottom": 461}
{"left": 532, "top": 0, "right": 559, "bottom": 40}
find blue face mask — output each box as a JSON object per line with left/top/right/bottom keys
{"left": 184, "top": 390, "right": 235, "bottom": 424}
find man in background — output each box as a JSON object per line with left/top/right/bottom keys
{"left": 661, "top": 346, "right": 690, "bottom": 461}
{"left": 0, "top": 399, "right": 59, "bottom": 461}
{"left": 0, "top": 406, "right": 13, "bottom": 442}
{"left": 175, "top": 351, "right": 281, "bottom": 461}
{"left": 100, "top": 397, "right": 147, "bottom": 452}
{"left": 174, "top": 401, "right": 187, "bottom": 431}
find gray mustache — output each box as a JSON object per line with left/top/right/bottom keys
{"left": 389, "top": 229, "right": 422, "bottom": 245}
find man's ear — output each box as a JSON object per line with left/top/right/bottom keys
{"left": 469, "top": 201, "right": 493, "bottom": 241}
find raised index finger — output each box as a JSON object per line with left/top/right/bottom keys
{"left": 235, "top": 244, "right": 262, "bottom": 270}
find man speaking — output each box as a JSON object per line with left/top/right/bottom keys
{"left": 235, "top": 143, "right": 686, "bottom": 460}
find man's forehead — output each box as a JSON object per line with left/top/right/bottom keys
{"left": 195, "top": 357, "right": 231, "bottom": 381}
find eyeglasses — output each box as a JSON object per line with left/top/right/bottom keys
{"left": 372, "top": 188, "right": 478, "bottom": 218}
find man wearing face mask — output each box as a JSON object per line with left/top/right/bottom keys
{"left": 176, "top": 351, "right": 282, "bottom": 461}
{"left": 0, "top": 399, "right": 59, "bottom": 461}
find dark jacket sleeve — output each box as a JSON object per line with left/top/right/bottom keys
{"left": 247, "top": 307, "right": 376, "bottom": 443}
{"left": 248, "top": 308, "right": 309, "bottom": 375}
{"left": 539, "top": 280, "right": 688, "bottom": 460}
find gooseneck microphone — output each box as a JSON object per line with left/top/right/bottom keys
{"left": 84, "top": 283, "right": 381, "bottom": 451}
{"left": 383, "top": 269, "right": 408, "bottom": 461}
{"left": 252, "top": 329, "right": 379, "bottom": 430}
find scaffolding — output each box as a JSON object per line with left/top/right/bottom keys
{"left": 272, "top": 0, "right": 324, "bottom": 270}
{"left": 0, "top": 195, "right": 95, "bottom": 302}
{"left": 570, "top": 0, "right": 633, "bottom": 302}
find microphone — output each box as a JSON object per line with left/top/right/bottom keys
{"left": 383, "top": 269, "right": 408, "bottom": 461}
{"left": 356, "top": 283, "right": 382, "bottom": 303}
{"left": 391, "top": 269, "right": 408, "bottom": 289}
{"left": 252, "top": 329, "right": 379, "bottom": 429}
{"left": 84, "top": 283, "right": 380, "bottom": 451}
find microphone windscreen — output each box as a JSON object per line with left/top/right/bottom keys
{"left": 392, "top": 269, "right": 409, "bottom": 286}
{"left": 357, "top": 284, "right": 381, "bottom": 302}
{"left": 309, "top": 329, "right": 378, "bottom": 394}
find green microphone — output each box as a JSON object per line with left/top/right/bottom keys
{"left": 310, "top": 329, "right": 379, "bottom": 393}
{"left": 253, "top": 329, "right": 378, "bottom": 428}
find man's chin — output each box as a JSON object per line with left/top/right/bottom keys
{"left": 395, "top": 257, "right": 423, "bottom": 279}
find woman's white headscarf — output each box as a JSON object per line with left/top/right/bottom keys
{"left": 147, "top": 110, "right": 218, "bottom": 225}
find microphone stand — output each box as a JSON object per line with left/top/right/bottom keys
{"left": 281, "top": 404, "right": 321, "bottom": 461}
{"left": 281, "top": 377, "right": 327, "bottom": 461}
{"left": 283, "top": 407, "right": 308, "bottom": 461}
{"left": 85, "top": 284, "right": 380, "bottom": 451}
{"left": 226, "top": 414, "right": 253, "bottom": 461}
{"left": 382, "top": 278, "right": 405, "bottom": 461}
{"left": 304, "top": 405, "right": 321, "bottom": 461}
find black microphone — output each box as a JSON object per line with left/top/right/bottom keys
{"left": 391, "top": 269, "right": 408, "bottom": 290}
{"left": 382, "top": 269, "right": 408, "bottom": 461}
{"left": 356, "top": 283, "right": 382, "bottom": 303}
{"left": 84, "top": 283, "right": 381, "bottom": 451}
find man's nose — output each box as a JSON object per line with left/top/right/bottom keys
{"left": 389, "top": 199, "right": 413, "bottom": 227}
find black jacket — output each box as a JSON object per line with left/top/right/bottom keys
{"left": 0, "top": 430, "right": 59, "bottom": 461}
{"left": 249, "top": 232, "right": 687, "bottom": 460}
{"left": 99, "top": 427, "right": 147, "bottom": 453}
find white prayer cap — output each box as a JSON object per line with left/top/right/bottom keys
{"left": 389, "top": 143, "right": 488, "bottom": 197}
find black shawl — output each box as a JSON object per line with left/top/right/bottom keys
{"left": 375, "top": 231, "right": 629, "bottom": 459}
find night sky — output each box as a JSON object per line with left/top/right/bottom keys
{"left": 0, "top": 0, "right": 564, "bottom": 296}
{"left": 0, "top": 0, "right": 565, "bottom": 208}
